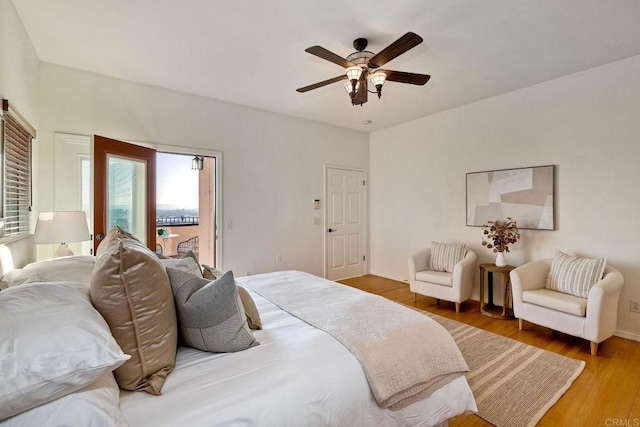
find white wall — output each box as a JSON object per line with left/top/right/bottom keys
{"left": 0, "top": 0, "right": 39, "bottom": 238}
{"left": 0, "top": 0, "right": 39, "bottom": 124}
{"left": 370, "top": 55, "right": 640, "bottom": 340}
{"left": 36, "top": 63, "right": 369, "bottom": 277}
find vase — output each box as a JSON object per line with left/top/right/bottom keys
{"left": 495, "top": 252, "right": 507, "bottom": 267}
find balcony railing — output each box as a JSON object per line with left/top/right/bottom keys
{"left": 156, "top": 216, "right": 199, "bottom": 226}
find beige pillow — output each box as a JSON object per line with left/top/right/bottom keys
{"left": 237, "top": 286, "right": 262, "bottom": 330}
{"left": 90, "top": 226, "right": 178, "bottom": 395}
{"left": 202, "top": 264, "right": 224, "bottom": 280}
{"left": 545, "top": 251, "right": 606, "bottom": 298}
{"left": 202, "top": 265, "right": 262, "bottom": 330}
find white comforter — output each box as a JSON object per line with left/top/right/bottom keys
{"left": 120, "top": 288, "right": 476, "bottom": 426}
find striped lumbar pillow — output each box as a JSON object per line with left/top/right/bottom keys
{"left": 545, "top": 251, "right": 606, "bottom": 298}
{"left": 429, "top": 242, "right": 467, "bottom": 273}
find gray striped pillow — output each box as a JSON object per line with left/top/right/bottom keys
{"left": 429, "top": 242, "right": 467, "bottom": 273}
{"left": 545, "top": 251, "right": 606, "bottom": 298}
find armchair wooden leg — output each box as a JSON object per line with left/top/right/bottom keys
{"left": 436, "top": 299, "right": 441, "bottom": 306}
{"left": 518, "top": 318, "right": 524, "bottom": 330}
{"left": 590, "top": 342, "right": 598, "bottom": 356}
{"left": 413, "top": 293, "right": 417, "bottom": 303}
{"left": 455, "top": 302, "right": 461, "bottom": 313}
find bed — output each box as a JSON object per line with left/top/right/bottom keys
{"left": 0, "top": 233, "right": 476, "bottom": 426}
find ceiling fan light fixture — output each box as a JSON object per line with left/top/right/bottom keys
{"left": 345, "top": 66, "right": 363, "bottom": 97}
{"left": 344, "top": 80, "right": 360, "bottom": 97}
{"left": 370, "top": 71, "right": 386, "bottom": 99}
{"left": 345, "top": 66, "right": 363, "bottom": 82}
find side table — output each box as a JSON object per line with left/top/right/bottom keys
{"left": 479, "top": 263, "right": 516, "bottom": 319}
{"left": 160, "top": 233, "right": 179, "bottom": 256}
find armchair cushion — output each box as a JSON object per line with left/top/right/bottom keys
{"left": 523, "top": 288, "right": 588, "bottom": 317}
{"left": 416, "top": 270, "right": 453, "bottom": 286}
{"left": 545, "top": 251, "right": 606, "bottom": 298}
{"left": 429, "top": 242, "right": 467, "bottom": 273}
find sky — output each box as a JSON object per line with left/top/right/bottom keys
{"left": 156, "top": 152, "right": 199, "bottom": 210}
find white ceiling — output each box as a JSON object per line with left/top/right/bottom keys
{"left": 12, "top": 0, "right": 640, "bottom": 132}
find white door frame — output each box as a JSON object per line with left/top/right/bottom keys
{"left": 323, "top": 164, "right": 368, "bottom": 279}
{"left": 52, "top": 132, "right": 91, "bottom": 258}
{"left": 54, "top": 134, "right": 223, "bottom": 268}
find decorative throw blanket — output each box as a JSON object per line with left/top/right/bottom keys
{"left": 238, "top": 271, "right": 469, "bottom": 410}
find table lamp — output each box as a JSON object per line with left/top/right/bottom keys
{"left": 34, "top": 211, "right": 91, "bottom": 257}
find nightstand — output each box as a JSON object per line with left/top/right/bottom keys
{"left": 479, "top": 263, "right": 516, "bottom": 319}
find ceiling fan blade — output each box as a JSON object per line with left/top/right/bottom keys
{"left": 305, "top": 46, "right": 355, "bottom": 68}
{"left": 369, "top": 32, "right": 423, "bottom": 68}
{"left": 384, "top": 70, "right": 431, "bottom": 85}
{"left": 296, "top": 75, "right": 346, "bottom": 93}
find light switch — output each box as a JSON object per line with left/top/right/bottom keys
{"left": 313, "top": 199, "right": 321, "bottom": 210}
{"left": 313, "top": 217, "right": 321, "bottom": 225}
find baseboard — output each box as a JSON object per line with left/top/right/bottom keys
{"left": 614, "top": 329, "right": 640, "bottom": 343}
{"left": 368, "top": 271, "right": 408, "bottom": 284}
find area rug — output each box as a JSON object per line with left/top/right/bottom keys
{"left": 411, "top": 307, "right": 585, "bottom": 427}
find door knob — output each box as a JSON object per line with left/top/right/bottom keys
{"left": 327, "top": 228, "right": 337, "bottom": 233}
{"left": 96, "top": 233, "right": 105, "bottom": 241}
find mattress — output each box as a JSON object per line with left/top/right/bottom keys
{"left": 120, "top": 288, "right": 476, "bottom": 426}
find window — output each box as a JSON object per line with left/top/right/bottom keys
{"left": 1, "top": 100, "right": 36, "bottom": 236}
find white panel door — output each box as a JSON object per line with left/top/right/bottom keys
{"left": 326, "top": 168, "right": 365, "bottom": 280}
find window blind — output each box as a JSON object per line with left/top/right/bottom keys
{"left": 2, "top": 100, "right": 36, "bottom": 236}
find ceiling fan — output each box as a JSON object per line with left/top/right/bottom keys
{"left": 296, "top": 32, "right": 431, "bottom": 106}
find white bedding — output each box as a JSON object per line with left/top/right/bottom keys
{"left": 2, "top": 255, "right": 95, "bottom": 287}
{"left": 0, "top": 245, "right": 476, "bottom": 426}
{"left": 120, "top": 289, "right": 476, "bottom": 426}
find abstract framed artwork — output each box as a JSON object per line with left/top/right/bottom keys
{"left": 466, "top": 165, "right": 555, "bottom": 230}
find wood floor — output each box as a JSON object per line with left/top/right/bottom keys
{"left": 339, "top": 274, "right": 640, "bottom": 426}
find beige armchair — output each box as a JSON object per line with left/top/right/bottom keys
{"left": 408, "top": 247, "right": 477, "bottom": 312}
{"left": 511, "top": 259, "right": 624, "bottom": 355}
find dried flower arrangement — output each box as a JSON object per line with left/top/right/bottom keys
{"left": 481, "top": 217, "right": 520, "bottom": 253}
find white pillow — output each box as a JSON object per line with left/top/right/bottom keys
{"left": 429, "top": 242, "right": 467, "bottom": 273}
{"left": 545, "top": 251, "right": 606, "bottom": 298}
{"left": 2, "top": 256, "right": 96, "bottom": 287}
{"left": 1, "top": 372, "right": 128, "bottom": 426}
{"left": 0, "top": 282, "right": 129, "bottom": 420}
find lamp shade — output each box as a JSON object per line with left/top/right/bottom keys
{"left": 343, "top": 80, "right": 360, "bottom": 96}
{"left": 345, "top": 66, "right": 363, "bottom": 83}
{"left": 34, "top": 211, "right": 91, "bottom": 244}
{"left": 370, "top": 70, "right": 386, "bottom": 88}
